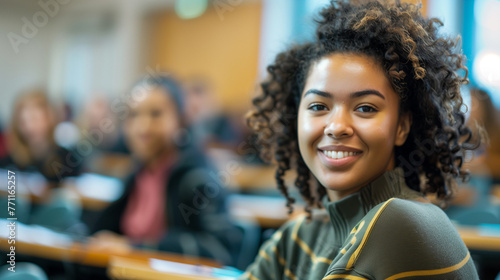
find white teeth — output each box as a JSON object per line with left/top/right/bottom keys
{"left": 323, "top": 150, "right": 360, "bottom": 159}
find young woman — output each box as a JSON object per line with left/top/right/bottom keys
{"left": 92, "top": 75, "right": 240, "bottom": 266}
{"left": 240, "top": 1, "right": 479, "bottom": 279}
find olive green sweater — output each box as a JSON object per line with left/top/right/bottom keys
{"left": 239, "top": 168, "right": 478, "bottom": 280}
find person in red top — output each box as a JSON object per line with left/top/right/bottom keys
{"left": 91, "top": 75, "right": 241, "bottom": 266}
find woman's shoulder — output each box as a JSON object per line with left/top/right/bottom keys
{"left": 340, "top": 198, "right": 463, "bottom": 258}
{"left": 368, "top": 198, "right": 471, "bottom": 266}
{"left": 325, "top": 198, "right": 477, "bottom": 279}
{"left": 366, "top": 198, "right": 458, "bottom": 240}
{"left": 379, "top": 198, "right": 448, "bottom": 221}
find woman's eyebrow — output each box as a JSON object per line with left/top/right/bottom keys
{"left": 350, "top": 89, "right": 385, "bottom": 100}
{"left": 303, "top": 89, "right": 332, "bottom": 98}
{"left": 303, "top": 89, "right": 385, "bottom": 100}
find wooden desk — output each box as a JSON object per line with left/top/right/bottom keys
{"left": 204, "top": 151, "right": 294, "bottom": 191}
{"left": 456, "top": 225, "right": 500, "bottom": 252}
{"left": 228, "top": 194, "right": 303, "bottom": 228}
{"left": 229, "top": 165, "right": 297, "bottom": 191}
{"left": 108, "top": 257, "right": 242, "bottom": 280}
{"left": 0, "top": 220, "right": 220, "bottom": 268}
{"left": 106, "top": 228, "right": 500, "bottom": 280}
{"left": 0, "top": 168, "right": 123, "bottom": 211}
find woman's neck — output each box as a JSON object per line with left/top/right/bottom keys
{"left": 143, "top": 148, "right": 178, "bottom": 172}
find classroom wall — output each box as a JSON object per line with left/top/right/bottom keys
{"left": 0, "top": 4, "right": 54, "bottom": 127}
{"left": 148, "top": 1, "right": 262, "bottom": 115}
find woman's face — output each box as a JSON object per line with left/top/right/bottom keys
{"left": 17, "top": 100, "right": 52, "bottom": 145}
{"left": 298, "top": 53, "right": 411, "bottom": 199}
{"left": 124, "top": 88, "right": 181, "bottom": 164}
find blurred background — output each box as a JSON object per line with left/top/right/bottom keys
{"left": 0, "top": 0, "right": 500, "bottom": 279}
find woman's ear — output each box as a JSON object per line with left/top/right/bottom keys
{"left": 395, "top": 112, "right": 412, "bottom": 146}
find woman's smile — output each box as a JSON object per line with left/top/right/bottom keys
{"left": 317, "top": 145, "right": 363, "bottom": 168}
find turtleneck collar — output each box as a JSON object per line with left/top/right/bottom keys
{"left": 323, "top": 167, "right": 422, "bottom": 241}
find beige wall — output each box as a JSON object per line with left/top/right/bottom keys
{"left": 148, "top": 1, "right": 262, "bottom": 115}
{"left": 405, "top": 0, "right": 428, "bottom": 16}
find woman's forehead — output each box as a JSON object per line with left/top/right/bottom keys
{"left": 303, "top": 53, "right": 394, "bottom": 99}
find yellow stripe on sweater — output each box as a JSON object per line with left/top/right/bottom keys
{"left": 246, "top": 272, "right": 260, "bottom": 280}
{"left": 346, "top": 198, "right": 395, "bottom": 270}
{"left": 384, "top": 251, "right": 471, "bottom": 280}
{"left": 291, "top": 216, "right": 334, "bottom": 265}
{"left": 323, "top": 274, "right": 368, "bottom": 280}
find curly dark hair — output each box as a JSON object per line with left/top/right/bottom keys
{"left": 247, "top": 0, "right": 478, "bottom": 216}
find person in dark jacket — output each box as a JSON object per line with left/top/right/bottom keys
{"left": 91, "top": 75, "right": 240, "bottom": 266}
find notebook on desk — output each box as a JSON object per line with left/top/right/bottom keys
{"left": 149, "top": 258, "right": 243, "bottom": 279}
{"left": 109, "top": 256, "right": 244, "bottom": 280}
{"left": 478, "top": 223, "right": 500, "bottom": 237}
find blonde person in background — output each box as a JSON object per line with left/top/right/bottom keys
{"left": 0, "top": 90, "right": 81, "bottom": 183}
{"left": 0, "top": 90, "right": 83, "bottom": 232}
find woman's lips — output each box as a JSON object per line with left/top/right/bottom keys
{"left": 317, "top": 149, "right": 362, "bottom": 168}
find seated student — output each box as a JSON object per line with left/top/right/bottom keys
{"left": 445, "top": 88, "right": 500, "bottom": 213}
{"left": 183, "top": 76, "right": 243, "bottom": 149}
{"left": 465, "top": 88, "right": 500, "bottom": 178}
{"left": 240, "top": 1, "right": 479, "bottom": 279}
{"left": 76, "top": 96, "right": 132, "bottom": 178}
{"left": 91, "top": 75, "right": 240, "bottom": 266}
{"left": 0, "top": 90, "right": 80, "bottom": 183}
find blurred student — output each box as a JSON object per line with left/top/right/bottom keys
{"left": 91, "top": 75, "right": 240, "bottom": 265}
{"left": 76, "top": 96, "right": 131, "bottom": 178}
{"left": 0, "top": 90, "right": 80, "bottom": 183}
{"left": 78, "top": 96, "right": 129, "bottom": 154}
{"left": 443, "top": 88, "right": 500, "bottom": 229}
{"left": 465, "top": 88, "right": 500, "bottom": 178}
{"left": 184, "top": 76, "right": 242, "bottom": 149}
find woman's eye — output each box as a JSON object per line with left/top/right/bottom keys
{"left": 308, "top": 104, "right": 328, "bottom": 111}
{"left": 355, "top": 105, "right": 377, "bottom": 113}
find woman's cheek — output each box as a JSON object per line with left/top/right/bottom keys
{"left": 301, "top": 117, "right": 319, "bottom": 146}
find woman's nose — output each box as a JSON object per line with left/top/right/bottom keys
{"left": 324, "top": 108, "right": 353, "bottom": 139}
